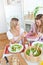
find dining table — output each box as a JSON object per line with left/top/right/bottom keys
{"left": 1, "top": 44, "right": 39, "bottom": 65}
{"left": 0, "top": 44, "right": 41, "bottom": 65}
{"left": 0, "top": 32, "right": 43, "bottom": 65}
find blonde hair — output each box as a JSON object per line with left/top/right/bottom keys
{"left": 10, "top": 18, "right": 19, "bottom": 29}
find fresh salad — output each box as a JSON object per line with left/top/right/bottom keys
{"left": 26, "top": 47, "right": 41, "bottom": 57}
{"left": 31, "top": 47, "right": 41, "bottom": 56}
{"left": 32, "top": 41, "right": 43, "bottom": 49}
{"left": 34, "top": 43, "right": 43, "bottom": 49}
{"left": 8, "top": 44, "right": 23, "bottom": 53}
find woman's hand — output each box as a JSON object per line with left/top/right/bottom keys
{"left": 21, "top": 32, "right": 28, "bottom": 38}
{"left": 10, "top": 38, "right": 16, "bottom": 44}
{"left": 15, "top": 36, "right": 21, "bottom": 43}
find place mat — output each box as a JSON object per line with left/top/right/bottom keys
{"left": 4, "top": 45, "right": 10, "bottom": 54}
{"left": 1, "top": 53, "right": 28, "bottom": 65}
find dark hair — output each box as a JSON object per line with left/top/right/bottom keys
{"left": 35, "top": 14, "right": 43, "bottom": 20}
{"left": 35, "top": 14, "right": 43, "bottom": 33}
{"left": 11, "top": 18, "right": 19, "bottom": 21}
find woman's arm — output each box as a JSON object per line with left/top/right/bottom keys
{"left": 14, "top": 32, "right": 26, "bottom": 43}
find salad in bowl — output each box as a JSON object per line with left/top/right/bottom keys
{"left": 8, "top": 43, "right": 23, "bottom": 53}
{"left": 24, "top": 46, "right": 41, "bottom": 62}
{"left": 32, "top": 41, "right": 43, "bottom": 50}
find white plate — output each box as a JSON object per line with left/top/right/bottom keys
{"left": 8, "top": 44, "right": 23, "bottom": 53}
{"left": 32, "top": 41, "right": 43, "bottom": 46}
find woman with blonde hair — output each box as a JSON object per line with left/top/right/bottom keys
{"left": 7, "top": 18, "right": 25, "bottom": 44}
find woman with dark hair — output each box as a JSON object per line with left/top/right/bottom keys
{"left": 26, "top": 14, "right": 43, "bottom": 42}
{"left": 30, "top": 14, "right": 43, "bottom": 34}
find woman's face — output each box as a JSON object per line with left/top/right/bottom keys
{"left": 35, "top": 20, "right": 41, "bottom": 26}
{"left": 41, "top": 16, "right": 43, "bottom": 21}
{"left": 16, "top": 22, "right": 20, "bottom": 31}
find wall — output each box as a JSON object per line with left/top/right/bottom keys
{"left": 4, "top": 0, "right": 24, "bottom": 30}
{"left": 24, "top": 0, "right": 43, "bottom": 15}
{"left": 0, "top": 0, "right": 7, "bottom": 33}
{"left": 0, "top": 0, "right": 24, "bottom": 33}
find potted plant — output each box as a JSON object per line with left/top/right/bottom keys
{"left": 34, "top": 6, "right": 43, "bottom": 18}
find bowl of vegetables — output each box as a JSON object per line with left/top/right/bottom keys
{"left": 32, "top": 41, "right": 43, "bottom": 50}
{"left": 8, "top": 43, "right": 23, "bottom": 53}
{"left": 24, "top": 46, "right": 41, "bottom": 62}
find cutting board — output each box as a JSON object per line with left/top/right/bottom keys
{"left": 1, "top": 53, "right": 28, "bottom": 65}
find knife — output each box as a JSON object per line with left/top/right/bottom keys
{"left": 4, "top": 56, "right": 10, "bottom": 65}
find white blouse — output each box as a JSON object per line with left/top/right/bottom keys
{"left": 7, "top": 28, "right": 24, "bottom": 43}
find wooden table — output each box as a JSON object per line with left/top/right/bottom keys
{"left": 1, "top": 53, "right": 28, "bottom": 65}
{"left": 0, "top": 49, "right": 4, "bottom": 60}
